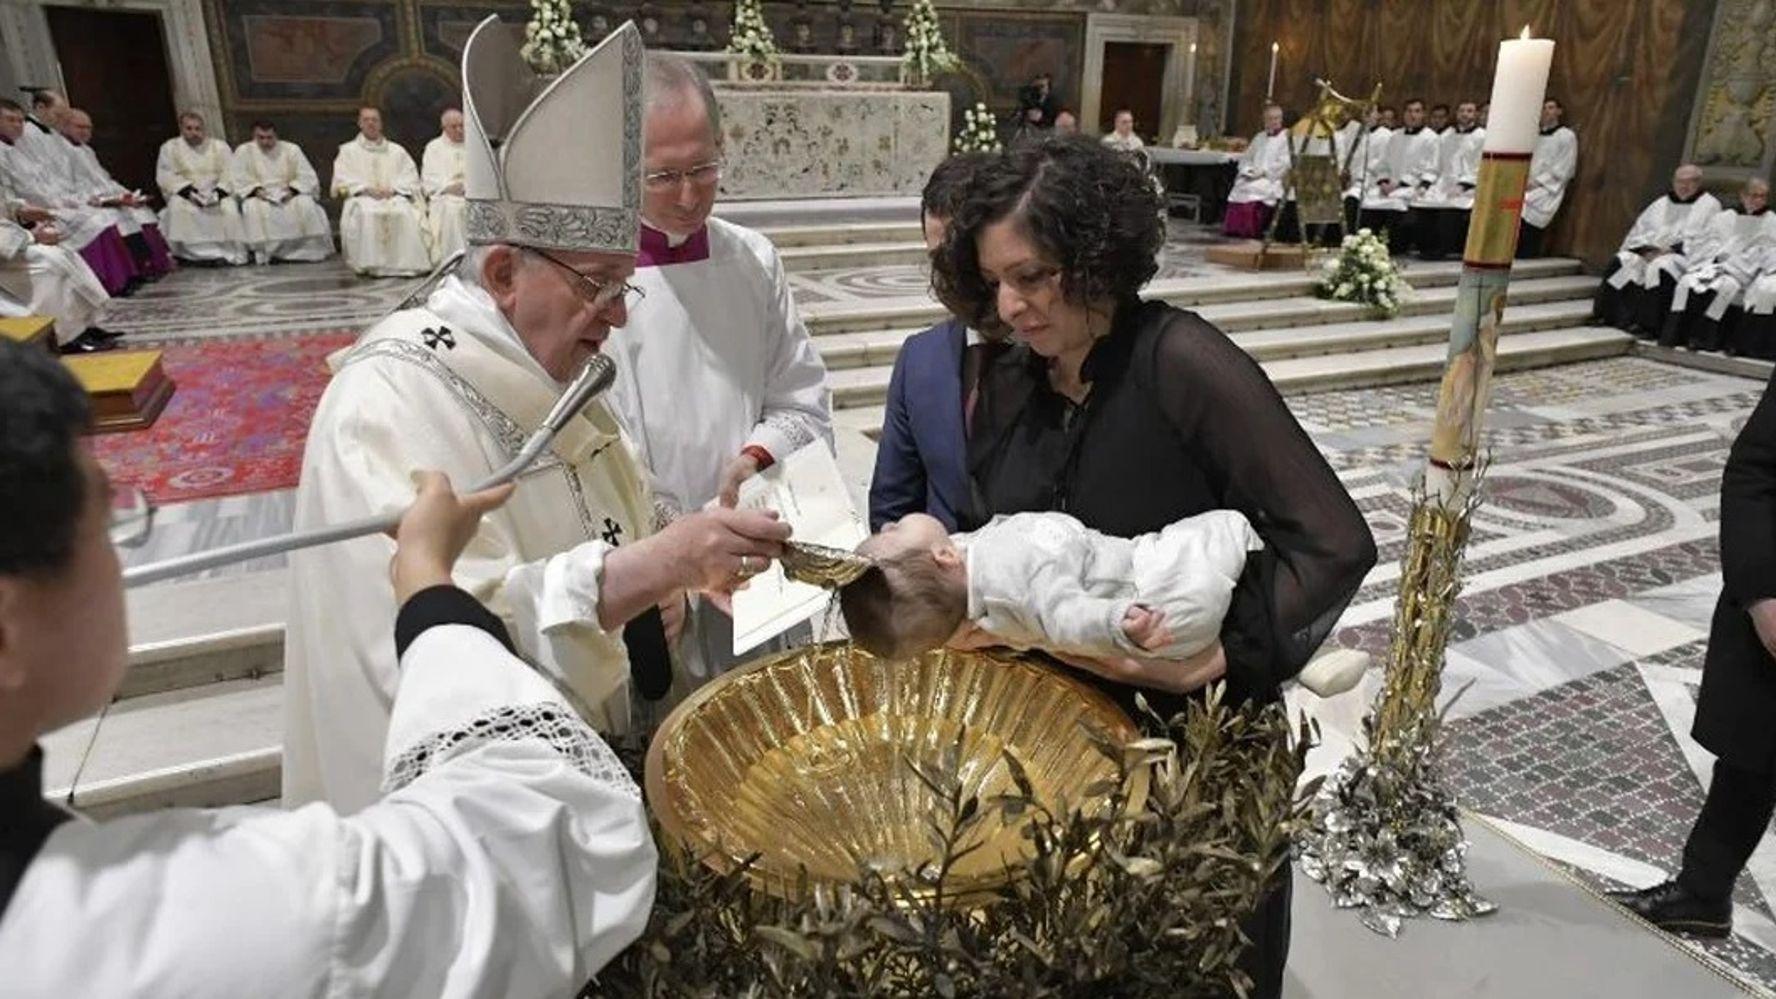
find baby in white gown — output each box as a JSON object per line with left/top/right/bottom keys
{"left": 839, "top": 509, "right": 1263, "bottom": 662}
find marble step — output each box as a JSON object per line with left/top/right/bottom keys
{"left": 756, "top": 221, "right": 924, "bottom": 248}
{"left": 120, "top": 569, "right": 287, "bottom": 699}
{"left": 799, "top": 257, "right": 1586, "bottom": 336}
{"left": 715, "top": 196, "right": 920, "bottom": 230}
{"left": 828, "top": 324, "right": 1635, "bottom": 431}
{"left": 778, "top": 240, "right": 929, "bottom": 273}
{"left": 816, "top": 297, "right": 1599, "bottom": 371}
{"left": 41, "top": 674, "right": 282, "bottom": 818}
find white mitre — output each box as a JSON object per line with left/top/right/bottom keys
{"left": 460, "top": 15, "right": 642, "bottom": 253}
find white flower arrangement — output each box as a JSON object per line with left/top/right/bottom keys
{"left": 953, "top": 102, "right": 1002, "bottom": 154}
{"left": 901, "top": 0, "right": 959, "bottom": 86}
{"left": 725, "top": 0, "right": 780, "bottom": 67}
{"left": 520, "top": 0, "right": 587, "bottom": 75}
{"left": 1316, "top": 228, "right": 1409, "bottom": 318}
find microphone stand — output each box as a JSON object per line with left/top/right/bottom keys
{"left": 123, "top": 352, "right": 617, "bottom": 588}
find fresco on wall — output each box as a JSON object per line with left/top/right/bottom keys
{"left": 218, "top": 0, "right": 401, "bottom": 100}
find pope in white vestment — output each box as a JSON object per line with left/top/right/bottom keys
{"left": 422, "top": 110, "right": 469, "bottom": 263}
{"left": 332, "top": 108, "right": 432, "bottom": 277}
{"left": 232, "top": 124, "right": 333, "bottom": 264}
{"left": 155, "top": 114, "right": 250, "bottom": 265}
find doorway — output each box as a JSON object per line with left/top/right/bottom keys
{"left": 45, "top": 6, "right": 179, "bottom": 195}
{"left": 1098, "top": 41, "right": 1169, "bottom": 142}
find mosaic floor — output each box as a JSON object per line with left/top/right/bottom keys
{"left": 1304, "top": 356, "right": 1776, "bottom": 994}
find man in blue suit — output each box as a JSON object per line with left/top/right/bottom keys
{"left": 869, "top": 153, "right": 996, "bottom": 531}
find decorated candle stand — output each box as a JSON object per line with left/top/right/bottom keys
{"left": 1297, "top": 29, "right": 1556, "bottom": 937}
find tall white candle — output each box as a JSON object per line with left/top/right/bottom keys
{"left": 1266, "top": 41, "right": 1279, "bottom": 99}
{"left": 1482, "top": 27, "right": 1554, "bottom": 153}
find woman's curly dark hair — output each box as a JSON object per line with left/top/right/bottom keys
{"left": 930, "top": 133, "right": 1165, "bottom": 332}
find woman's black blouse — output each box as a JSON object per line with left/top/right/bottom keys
{"left": 967, "top": 298, "right": 1378, "bottom": 710}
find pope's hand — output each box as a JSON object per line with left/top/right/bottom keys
{"left": 1750, "top": 599, "right": 1776, "bottom": 662}
{"left": 716, "top": 452, "right": 763, "bottom": 508}
{"left": 657, "top": 506, "right": 791, "bottom": 594}
{"left": 388, "top": 471, "right": 515, "bottom": 603}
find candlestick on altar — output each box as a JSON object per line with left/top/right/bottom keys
{"left": 1298, "top": 27, "right": 1554, "bottom": 937}
{"left": 1266, "top": 41, "right": 1279, "bottom": 99}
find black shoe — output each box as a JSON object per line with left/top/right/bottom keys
{"left": 59, "top": 332, "right": 117, "bottom": 354}
{"left": 85, "top": 326, "right": 124, "bottom": 342}
{"left": 1608, "top": 881, "right": 1731, "bottom": 938}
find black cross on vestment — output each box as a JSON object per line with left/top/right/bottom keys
{"left": 601, "top": 517, "right": 624, "bottom": 546}
{"left": 421, "top": 326, "right": 455, "bottom": 351}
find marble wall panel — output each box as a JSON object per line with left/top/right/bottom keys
{"left": 1684, "top": 0, "right": 1776, "bottom": 177}
{"left": 717, "top": 89, "right": 951, "bottom": 199}
{"left": 418, "top": 3, "right": 525, "bottom": 64}
{"left": 215, "top": 0, "right": 402, "bottom": 101}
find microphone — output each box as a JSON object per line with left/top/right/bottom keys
{"left": 123, "top": 354, "right": 620, "bottom": 588}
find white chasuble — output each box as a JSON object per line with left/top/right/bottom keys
{"left": 286, "top": 276, "right": 655, "bottom": 812}
{"left": 1, "top": 618, "right": 654, "bottom": 997}
{"left": 1608, "top": 192, "right": 1723, "bottom": 291}
{"left": 0, "top": 215, "right": 108, "bottom": 345}
{"left": 155, "top": 136, "right": 249, "bottom": 264}
{"left": 1523, "top": 125, "right": 1578, "bottom": 229}
{"left": 62, "top": 140, "right": 159, "bottom": 236}
{"left": 1227, "top": 129, "right": 1290, "bottom": 206}
{"left": 231, "top": 140, "right": 333, "bottom": 263}
{"left": 1672, "top": 209, "right": 1776, "bottom": 320}
{"left": 0, "top": 141, "right": 117, "bottom": 252}
{"left": 605, "top": 218, "right": 832, "bottom": 680}
{"left": 332, "top": 135, "right": 431, "bottom": 277}
{"left": 421, "top": 135, "right": 468, "bottom": 263}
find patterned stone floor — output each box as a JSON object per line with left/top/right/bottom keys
{"left": 1302, "top": 356, "right": 1776, "bottom": 994}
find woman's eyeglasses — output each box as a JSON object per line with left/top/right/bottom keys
{"left": 526, "top": 248, "right": 646, "bottom": 311}
{"left": 642, "top": 161, "right": 722, "bottom": 192}
{"left": 108, "top": 484, "right": 155, "bottom": 548}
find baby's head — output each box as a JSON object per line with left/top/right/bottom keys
{"left": 839, "top": 513, "right": 967, "bottom": 660}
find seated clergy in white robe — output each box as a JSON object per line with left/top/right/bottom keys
{"left": 1222, "top": 103, "right": 1290, "bottom": 238}
{"left": 332, "top": 107, "right": 431, "bottom": 277}
{"left": 1659, "top": 178, "right": 1776, "bottom": 353}
{"left": 1410, "top": 100, "right": 1484, "bottom": 261}
{"left": 1594, "top": 164, "right": 1720, "bottom": 337}
{"left": 155, "top": 111, "right": 249, "bottom": 265}
{"left": 1517, "top": 98, "right": 1578, "bottom": 258}
{"left": 55, "top": 108, "right": 174, "bottom": 280}
{"left": 0, "top": 99, "right": 138, "bottom": 295}
{"left": 231, "top": 120, "right": 333, "bottom": 264}
{"left": 1342, "top": 109, "right": 1389, "bottom": 230}
{"left": 606, "top": 53, "right": 833, "bottom": 684}
{"left": 1357, "top": 98, "right": 1439, "bottom": 254}
{"left": 0, "top": 202, "right": 112, "bottom": 351}
{"left": 289, "top": 20, "right": 791, "bottom": 810}
{"left": 422, "top": 108, "right": 469, "bottom": 263}
{"left": 1734, "top": 243, "right": 1776, "bottom": 359}
{"left": 0, "top": 347, "right": 655, "bottom": 995}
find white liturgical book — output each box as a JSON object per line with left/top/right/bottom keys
{"left": 730, "top": 443, "right": 867, "bottom": 656}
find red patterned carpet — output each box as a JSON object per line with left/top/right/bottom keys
{"left": 89, "top": 332, "right": 358, "bottom": 504}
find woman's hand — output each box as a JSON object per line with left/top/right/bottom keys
{"left": 388, "top": 471, "right": 515, "bottom": 603}
{"left": 1052, "top": 642, "right": 1226, "bottom": 695}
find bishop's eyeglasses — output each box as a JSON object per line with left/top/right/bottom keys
{"left": 525, "top": 247, "right": 646, "bottom": 310}
{"left": 642, "top": 160, "right": 722, "bottom": 192}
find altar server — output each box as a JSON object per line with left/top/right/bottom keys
{"left": 0, "top": 190, "right": 113, "bottom": 352}
{"left": 1594, "top": 164, "right": 1720, "bottom": 337}
{"left": 603, "top": 52, "right": 832, "bottom": 684}
{"left": 155, "top": 111, "right": 249, "bottom": 266}
{"left": 1731, "top": 249, "right": 1776, "bottom": 360}
{"left": 0, "top": 101, "right": 137, "bottom": 293}
{"left": 57, "top": 109, "right": 174, "bottom": 280}
{"left": 0, "top": 342, "right": 657, "bottom": 995}
{"left": 1358, "top": 97, "right": 1439, "bottom": 254}
{"left": 1412, "top": 100, "right": 1484, "bottom": 261}
{"left": 1222, "top": 102, "right": 1290, "bottom": 238}
{"left": 232, "top": 120, "right": 333, "bottom": 264}
{"left": 1342, "top": 106, "right": 1388, "bottom": 232}
{"left": 422, "top": 108, "right": 470, "bottom": 262}
{"left": 1658, "top": 179, "right": 1774, "bottom": 353}
{"left": 1517, "top": 98, "right": 1578, "bottom": 258}
{"left": 289, "top": 20, "right": 789, "bottom": 811}
{"left": 332, "top": 107, "right": 431, "bottom": 277}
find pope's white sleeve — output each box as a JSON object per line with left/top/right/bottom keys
{"left": 0, "top": 588, "right": 654, "bottom": 999}
{"left": 744, "top": 243, "right": 833, "bottom": 463}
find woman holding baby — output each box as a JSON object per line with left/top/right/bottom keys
{"left": 932, "top": 133, "right": 1377, "bottom": 998}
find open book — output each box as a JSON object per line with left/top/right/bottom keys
{"left": 730, "top": 442, "right": 868, "bottom": 656}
